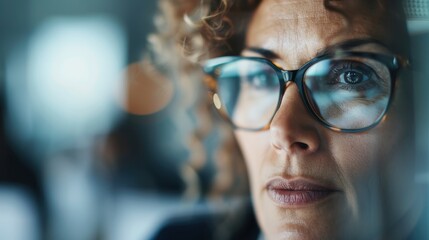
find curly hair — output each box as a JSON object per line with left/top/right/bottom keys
{"left": 146, "top": 2, "right": 260, "bottom": 237}
{"left": 147, "top": 0, "right": 261, "bottom": 204}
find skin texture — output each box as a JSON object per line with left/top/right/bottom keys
{"left": 234, "top": 0, "right": 423, "bottom": 239}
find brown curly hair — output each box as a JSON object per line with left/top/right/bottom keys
{"left": 147, "top": 0, "right": 262, "bottom": 204}
{"left": 146, "top": 2, "right": 261, "bottom": 238}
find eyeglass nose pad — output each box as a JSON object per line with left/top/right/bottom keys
{"left": 282, "top": 71, "right": 296, "bottom": 89}
{"left": 282, "top": 70, "right": 293, "bottom": 81}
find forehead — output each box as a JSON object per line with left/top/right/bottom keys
{"left": 245, "top": 0, "right": 388, "bottom": 68}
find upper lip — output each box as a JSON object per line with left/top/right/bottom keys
{"left": 266, "top": 177, "right": 340, "bottom": 192}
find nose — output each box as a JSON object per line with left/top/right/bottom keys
{"left": 269, "top": 83, "right": 321, "bottom": 155}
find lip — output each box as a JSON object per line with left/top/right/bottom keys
{"left": 266, "top": 178, "right": 340, "bottom": 207}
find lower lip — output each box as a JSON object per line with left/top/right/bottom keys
{"left": 267, "top": 189, "right": 336, "bottom": 206}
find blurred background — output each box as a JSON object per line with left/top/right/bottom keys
{"left": 0, "top": 0, "right": 428, "bottom": 240}
{"left": 0, "top": 1, "right": 194, "bottom": 240}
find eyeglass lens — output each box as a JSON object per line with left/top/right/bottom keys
{"left": 216, "top": 59, "right": 281, "bottom": 129}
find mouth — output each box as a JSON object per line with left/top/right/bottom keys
{"left": 266, "top": 178, "right": 340, "bottom": 207}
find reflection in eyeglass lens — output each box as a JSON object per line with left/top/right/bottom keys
{"left": 217, "top": 59, "right": 280, "bottom": 129}
{"left": 304, "top": 57, "right": 391, "bottom": 129}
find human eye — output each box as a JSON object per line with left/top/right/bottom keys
{"left": 327, "top": 60, "right": 381, "bottom": 91}
{"left": 237, "top": 60, "right": 278, "bottom": 90}
{"left": 243, "top": 69, "right": 278, "bottom": 89}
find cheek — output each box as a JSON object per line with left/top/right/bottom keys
{"left": 332, "top": 133, "right": 384, "bottom": 182}
{"left": 234, "top": 130, "right": 271, "bottom": 185}
{"left": 330, "top": 115, "right": 414, "bottom": 231}
{"left": 329, "top": 134, "right": 382, "bottom": 216}
{"left": 320, "top": 131, "right": 391, "bottom": 237}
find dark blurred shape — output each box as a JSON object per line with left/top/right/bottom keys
{"left": 102, "top": 112, "right": 187, "bottom": 193}
{"left": 150, "top": 201, "right": 259, "bottom": 240}
{"left": 0, "top": 1, "right": 44, "bottom": 238}
{"left": 0, "top": 86, "right": 45, "bottom": 240}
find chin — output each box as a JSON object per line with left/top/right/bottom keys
{"left": 255, "top": 191, "right": 362, "bottom": 240}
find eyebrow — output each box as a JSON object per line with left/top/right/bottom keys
{"left": 245, "top": 47, "right": 280, "bottom": 59}
{"left": 317, "top": 38, "right": 389, "bottom": 55}
{"left": 244, "top": 38, "right": 389, "bottom": 59}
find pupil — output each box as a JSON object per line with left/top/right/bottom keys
{"left": 345, "top": 71, "right": 362, "bottom": 84}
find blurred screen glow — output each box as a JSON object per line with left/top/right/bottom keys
{"left": 6, "top": 15, "right": 126, "bottom": 153}
{"left": 0, "top": 187, "right": 39, "bottom": 240}
{"left": 408, "top": 20, "right": 429, "bottom": 34}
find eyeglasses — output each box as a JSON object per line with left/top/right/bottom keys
{"left": 203, "top": 51, "right": 407, "bottom": 132}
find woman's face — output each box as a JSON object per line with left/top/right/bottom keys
{"left": 234, "top": 0, "right": 421, "bottom": 239}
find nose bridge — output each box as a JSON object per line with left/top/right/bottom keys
{"left": 270, "top": 71, "right": 320, "bottom": 155}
